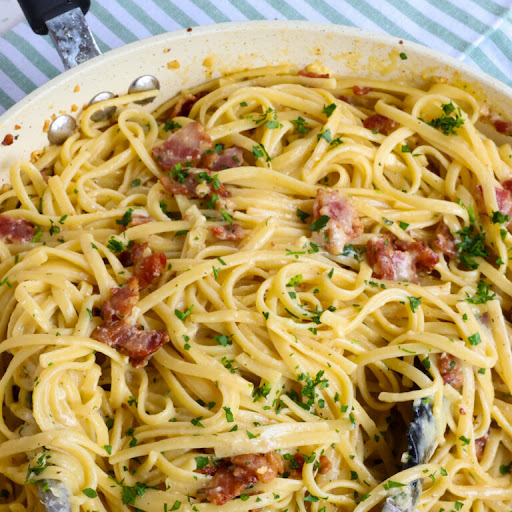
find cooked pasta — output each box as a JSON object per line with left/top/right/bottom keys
{"left": 0, "top": 64, "right": 512, "bottom": 512}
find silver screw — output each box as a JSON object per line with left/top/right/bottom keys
{"left": 128, "top": 75, "right": 160, "bottom": 105}
{"left": 88, "top": 91, "right": 117, "bottom": 121}
{"left": 48, "top": 115, "right": 77, "bottom": 145}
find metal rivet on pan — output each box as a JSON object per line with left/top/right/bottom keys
{"left": 88, "top": 91, "right": 117, "bottom": 121}
{"left": 128, "top": 75, "right": 160, "bottom": 105}
{"left": 48, "top": 115, "right": 77, "bottom": 145}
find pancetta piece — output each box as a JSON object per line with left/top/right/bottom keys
{"left": 209, "top": 224, "right": 246, "bottom": 241}
{"left": 0, "top": 215, "right": 35, "bottom": 243}
{"left": 438, "top": 353, "right": 464, "bottom": 388}
{"left": 311, "top": 189, "right": 363, "bottom": 255}
{"left": 202, "top": 146, "right": 244, "bottom": 172}
{"left": 202, "top": 452, "right": 283, "bottom": 505}
{"left": 152, "top": 121, "right": 212, "bottom": 170}
{"left": 434, "top": 223, "right": 457, "bottom": 258}
{"left": 363, "top": 114, "right": 398, "bottom": 134}
{"left": 92, "top": 320, "right": 169, "bottom": 367}
{"left": 366, "top": 236, "right": 439, "bottom": 282}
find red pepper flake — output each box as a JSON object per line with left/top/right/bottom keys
{"left": 14, "top": 124, "right": 21, "bottom": 130}
{"left": 187, "top": 27, "right": 192, "bottom": 32}
{"left": 1, "top": 134, "right": 13, "bottom": 146}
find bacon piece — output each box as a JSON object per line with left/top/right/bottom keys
{"left": 152, "top": 121, "right": 212, "bottom": 170}
{"left": 476, "top": 183, "right": 512, "bottom": 227}
{"left": 202, "top": 147, "right": 244, "bottom": 172}
{"left": 318, "top": 455, "right": 331, "bottom": 474}
{"left": 1, "top": 134, "right": 13, "bottom": 146}
{"left": 134, "top": 250, "right": 166, "bottom": 289}
{"left": 0, "top": 214, "right": 35, "bottom": 243}
{"left": 160, "top": 168, "right": 231, "bottom": 199}
{"left": 439, "top": 353, "right": 464, "bottom": 388}
{"left": 102, "top": 277, "right": 140, "bottom": 322}
{"left": 120, "top": 242, "right": 166, "bottom": 289}
{"left": 209, "top": 224, "right": 246, "bottom": 241}
{"left": 366, "top": 235, "right": 439, "bottom": 282}
{"left": 92, "top": 320, "right": 169, "bottom": 367}
{"left": 494, "top": 119, "right": 512, "bottom": 135}
{"left": 363, "top": 114, "right": 398, "bottom": 134}
{"left": 203, "top": 452, "right": 283, "bottom": 505}
{"left": 288, "top": 453, "right": 305, "bottom": 479}
{"left": 311, "top": 189, "right": 363, "bottom": 255}
{"left": 169, "top": 94, "right": 199, "bottom": 119}
{"left": 434, "top": 223, "right": 457, "bottom": 258}
{"left": 394, "top": 239, "right": 439, "bottom": 273}
{"left": 127, "top": 211, "right": 153, "bottom": 228}
{"left": 475, "top": 432, "right": 489, "bottom": 461}
{"left": 353, "top": 86, "right": 372, "bottom": 96}
{"left": 298, "top": 69, "right": 330, "bottom": 79}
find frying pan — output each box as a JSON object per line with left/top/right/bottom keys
{"left": 1, "top": 3, "right": 512, "bottom": 510}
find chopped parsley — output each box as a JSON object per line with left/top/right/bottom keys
{"left": 308, "top": 215, "right": 330, "bottom": 232}
{"left": 82, "top": 488, "right": 98, "bottom": 498}
{"left": 465, "top": 280, "right": 495, "bottom": 304}
{"left": 223, "top": 406, "right": 234, "bottom": 422}
{"left": 317, "top": 129, "right": 332, "bottom": 143}
{"left": 426, "top": 102, "right": 464, "bottom": 135}
{"left": 131, "top": 179, "right": 141, "bottom": 187}
{"left": 175, "top": 305, "right": 194, "bottom": 321}
{"left": 106, "top": 238, "right": 125, "bottom": 253}
{"left": 322, "top": 103, "right": 337, "bottom": 117}
{"left": 491, "top": 210, "right": 510, "bottom": 224}
{"left": 163, "top": 119, "right": 182, "bottom": 131}
{"left": 399, "top": 52, "right": 408, "bottom": 60}
{"left": 456, "top": 224, "right": 488, "bottom": 269}
{"left": 296, "top": 208, "right": 310, "bottom": 223}
{"left": 213, "top": 334, "right": 232, "bottom": 347}
{"left": 408, "top": 296, "right": 421, "bottom": 312}
{"left": 252, "top": 382, "right": 272, "bottom": 402}
{"left": 252, "top": 144, "right": 271, "bottom": 162}
{"left": 383, "top": 480, "right": 406, "bottom": 490}
{"left": 399, "top": 221, "right": 409, "bottom": 230}
{"left": 468, "top": 333, "right": 482, "bottom": 346}
{"left": 290, "top": 116, "right": 310, "bottom": 134}
{"left": 116, "top": 208, "right": 134, "bottom": 227}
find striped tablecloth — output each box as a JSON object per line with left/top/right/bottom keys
{"left": 1, "top": 0, "right": 511, "bottom": 115}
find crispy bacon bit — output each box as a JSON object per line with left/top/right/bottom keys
{"left": 202, "top": 147, "right": 244, "bottom": 172}
{"left": 434, "top": 223, "right": 457, "bottom": 258}
{"left": 122, "top": 242, "right": 166, "bottom": 289}
{"left": 134, "top": 251, "right": 166, "bottom": 289}
{"left": 152, "top": 121, "right": 212, "bottom": 170}
{"left": 102, "top": 277, "right": 140, "bottom": 322}
{"left": 169, "top": 94, "right": 200, "bottom": 119}
{"left": 439, "top": 353, "right": 464, "bottom": 388}
{"left": 127, "top": 211, "right": 153, "bottom": 228}
{"left": 0, "top": 214, "right": 35, "bottom": 243}
{"left": 92, "top": 320, "right": 169, "bottom": 367}
{"left": 318, "top": 455, "right": 331, "bottom": 474}
{"left": 160, "top": 168, "right": 231, "bottom": 200}
{"left": 288, "top": 453, "right": 305, "bottom": 478}
{"left": 477, "top": 183, "right": 512, "bottom": 226}
{"left": 494, "top": 119, "right": 512, "bottom": 135}
{"left": 93, "top": 276, "right": 168, "bottom": 366}
{"left": 475, "top": 432, "right": 489, "bottom": 461}
{"left": 209, "top": 224, "right": 246, "bottom": 241}
{"left": 353, "top": 86, "right": 372, "bottom": 96}
{"left": 203, "top": 452, "right": 283, "bottom": 505}
{"left": 363, "top": 114, "right": 398, "bottom": 134}
{"left": 311, "top": 189, "right": 363, "bottom": 255}
{"left": 1, "top": 134, "right": 13, "bottom": 146}
{"left": 366, "top": 236, "right": 439, "bottom": 282}
{"left": 298, "top": 69, "right": 330, "bottom": 79}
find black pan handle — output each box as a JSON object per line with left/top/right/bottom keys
{"left": 17, "top": 0, "right": 91, "bottom": 35}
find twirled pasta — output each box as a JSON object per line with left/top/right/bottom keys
{"left": 0, "top": 64, "right": 512, "bottom": 512}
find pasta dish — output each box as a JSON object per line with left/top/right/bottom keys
{"left": 0, "top": 64, "right": 511, "bottom": 512}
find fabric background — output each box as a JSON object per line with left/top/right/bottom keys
{"left": 0, "top": 0, "right": 511, "bottom": 115}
